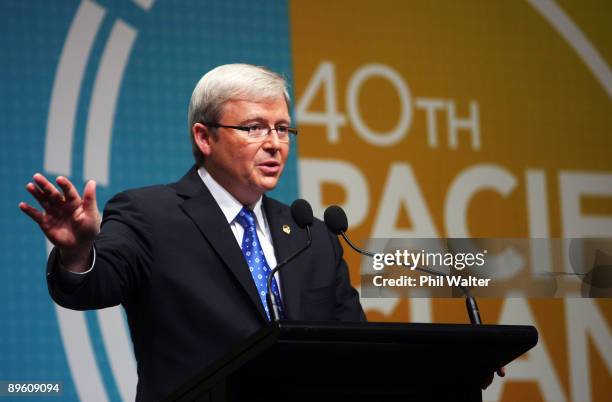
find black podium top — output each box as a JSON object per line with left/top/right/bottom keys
{"left": 166, "top": 321, "right": 538, "bottom": 402}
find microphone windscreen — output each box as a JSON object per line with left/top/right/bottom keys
{"left": 291, "top": 199, "right": 314, "bottom": 228}
{"left": 324, "top": 205, "right": 348, "bottom": 234}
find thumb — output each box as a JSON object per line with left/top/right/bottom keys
{"left": 82, "top": 180, "right": 99, "bottom": 213}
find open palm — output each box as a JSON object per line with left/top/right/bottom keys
{"left": 20, "top": 173, "right": 100, "bottom": 255}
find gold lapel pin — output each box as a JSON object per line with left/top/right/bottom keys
{"left": 282, "top": 224, "right": 291, "bottom": 235}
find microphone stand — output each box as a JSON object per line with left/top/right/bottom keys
{"left": 266, "top": 226, "right": 312, "bottom": 322}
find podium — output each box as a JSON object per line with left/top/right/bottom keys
{"left": 164, "top": 321, "right": 538, "bottom": 402}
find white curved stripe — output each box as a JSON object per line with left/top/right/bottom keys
{"left": 360, "top": 297, "right": 400, "bottom": 316}
{"left": 409, "top": 298, "right": 432, "bottom": 323}
{"left": 97, "top": 307, "right": 138, "bottom": 402}
{"left": 84, "top": 20, "right": 137, "bottom": 185}
{"left": 528, "top": 0, "right": 612, "bottom": 99}
{"left": 131, "top": 0, "right": 155, "bottom": 11}
{"left": 45, "top": 0, "right": 105, "bottom": 176}
{"left": 46, "top": 241, "right": 109, "bottom": 402}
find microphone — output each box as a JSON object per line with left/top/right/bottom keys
{"left": 291, "top": 199, "right": 314, "bottom": 229}
{"left": 323, "top": 205, "right": 482, "bottom": 325}
{"left": 266, "top": 199, "right": 314, "bottom": 322}
{"left": 324, "top": 205, "right": 374, "bottom": 258}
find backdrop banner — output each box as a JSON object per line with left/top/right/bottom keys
{"left": 291, "top": 2, "right": 611, "bottom": 402}
{"left": 1, "top": 1, "right": 610, "bottom": 401}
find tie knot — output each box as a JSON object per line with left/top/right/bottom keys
{"left": 235, "top": 207, "right": 256, "bottom": 230}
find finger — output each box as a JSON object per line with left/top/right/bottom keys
{"left": 82, "top": 180, "right": 98, "bottom": 212}
{"left": 56, "top": 176, "right": 81, "bottom": 203}
{"left": 19, "top": 202, "right": 44, "bottom": 225}
{"left": 33, "top": 173, "right": 64, "bottom": 204}
{"left": 26, "top": 182, "right": 52, "bottom": 210}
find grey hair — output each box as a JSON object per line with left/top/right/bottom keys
{"left": 187, "top": 64, "right": 291, "bottom": 166}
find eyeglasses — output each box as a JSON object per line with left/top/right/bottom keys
{"left": 202, "top": 122, "right": 298, "bottom": 143}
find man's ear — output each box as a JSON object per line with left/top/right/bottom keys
{"left": 192, "top": 123, "right": 214, "bottom": 157}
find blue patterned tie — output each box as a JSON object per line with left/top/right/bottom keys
{"left": 235, "top": 207, "right": 284, "bottom": 320}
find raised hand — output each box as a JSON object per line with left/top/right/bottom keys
{"left": 19, "top": 173, "right": 101, "bottom": 271}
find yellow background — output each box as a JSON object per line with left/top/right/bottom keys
{"left": 290, "top": 1, "right": 611, "bottom": 401}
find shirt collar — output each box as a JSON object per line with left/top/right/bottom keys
{"left": 197, "top": 166, "right": 266, "bottom": 227}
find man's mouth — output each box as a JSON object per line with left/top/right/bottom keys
{"left": 257, "top": 160, "right": 281, "bottom": 174}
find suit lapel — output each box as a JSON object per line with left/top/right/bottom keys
{"left": 264, "top": 196, "right": 306, "bottom": 319}
{"left": 175, "top": 168, "right": 268, "bottom": 321}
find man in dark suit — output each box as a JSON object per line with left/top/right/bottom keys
{"left": 20, "top": 64, "right": 365, "bottom": 401}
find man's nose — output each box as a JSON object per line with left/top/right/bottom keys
{"left": 262, "top": 129, "right": 281, "bottom": 150}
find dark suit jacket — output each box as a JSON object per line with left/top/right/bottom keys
{"left": 47, "top": 167, "right": 365, "bottom": 401}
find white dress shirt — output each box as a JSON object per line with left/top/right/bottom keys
{"left": 197, "top": 167, "right": 282, "bottom": 292}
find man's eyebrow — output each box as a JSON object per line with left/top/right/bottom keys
{"left": 238, "top": 117, "right": 265, "bottom": 125}
{"left": 238, "top": 117, "right": 292, "bottom": 125}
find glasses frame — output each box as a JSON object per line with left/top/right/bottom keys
{"left": 201, "top": 122, "right": 298, "bottom": 143}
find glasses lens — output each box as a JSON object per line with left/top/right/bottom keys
{"left": 275, "top": 126, "right": 289, "bottom": 141}
{"left": 243, "top": 124, "right": 296, "bottom": 142}
{"left": 247, "top": 124, "right": 268, "bottom": 139}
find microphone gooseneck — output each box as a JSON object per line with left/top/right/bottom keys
{"left": 266, "top": 199, "right": 314, "bottom": 322}
{"left": 339, "top": 232, "right": 375, "bottom": 258}
{"left": 410, "top": 264, "right": 482, "bottom": 325}
{"left": 323, "top": 204, "right": 482, "bottom": 325}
